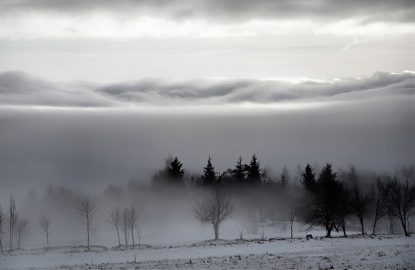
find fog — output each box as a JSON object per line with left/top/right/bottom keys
{"left": 0, "top": 69, "right": 414, "bottom": 249}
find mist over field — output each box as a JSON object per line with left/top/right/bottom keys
{"left": 0, "top": 0, "right": 414, "bottom": 269}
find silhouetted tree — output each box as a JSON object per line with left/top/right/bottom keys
{"left": 201, "top": 156, "right": 217, "bottom": 186}
{"left": 39, "top": 213, "right": 51, "bottom": 249}
{"left": 302, "top": 164, "right": 342, "bottom": 237}
{"left": 16, "top": 218, "right": 28, "bottom": 249}
{"left": 106, "top": 207, "right": 121, "bottom": 246}
{"left": 9, "top": 195, "right": 19, "bottom": 251}
{"left": 167, "top": 157, "right": 185, "bottom": 184}
{"left": 350, "top": 185, "right": 372, "bottom": 235}
{"left": 232, "top": 156, "right": 246, "bottom": 185}
{"left": 76, "top": 198, "right": 98, "bottom": 250}
{"left": 192, "top": 186, "right": 235, "bottom": 240}
{"left": 387, "top": 177, "right": 415, "bottom": 236}
{"left": 371, "top": 176, "right": 389, "bottom": 234}
{"left": 246, "top": 154, "right": 261, "bottom": 185}
{"left": 0, "top": 204, "right": 5, "bottom": 254}
{"left": 301, "top": 164, "right": 316, "bottom": 191}
{"left": 336, "top": 185, "right": 351, "bottom": 237}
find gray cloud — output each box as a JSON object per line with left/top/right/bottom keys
{"left": 0, "top": 0, "right": 413, "bottom": 23}
{"left": 0, "top": 71, "right": 118, "bottom": 107}
{"left": 1, "top": 71, "right": 414, "bottom": 107}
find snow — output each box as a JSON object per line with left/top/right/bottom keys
{"left": 1, "top": 235, "right": 414, "bottom": 269}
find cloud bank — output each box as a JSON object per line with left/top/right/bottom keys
{"left": 1, "top": 71, "right": 414, "bottom": 109}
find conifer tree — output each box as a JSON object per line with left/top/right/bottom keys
{"left": 232, "top": 156, "right": 246, "bottom": 185}
{"left": 167, "top": 157, "right": 185, "bottom": 184}
{"left": 247, "top": 154, "right": 261, "bottom": 184}
{"left": 202, "top": 156, "right": 217, "bottom": 186}
{"left": 301, "top": 164, "right": 316, "bottom": 191}
{"left": 302, "top": 163, "right": 342, "bottom": 237}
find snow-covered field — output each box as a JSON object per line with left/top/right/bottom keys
{"left": 1, "top": 235, "right": 414, "bottom": 269}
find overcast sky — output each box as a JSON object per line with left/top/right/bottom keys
{"left": 0, "top": 0, "right": 414, "bottom": 198}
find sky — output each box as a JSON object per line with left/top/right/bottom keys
{"left": 0, "top": 0, "right": 414, "bottom": 197}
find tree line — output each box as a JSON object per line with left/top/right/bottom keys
{"left": 0, "top": 156, "right": 414, "bottom": 252}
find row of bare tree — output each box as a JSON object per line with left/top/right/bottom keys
{"left": 0, "top": 196, "right": 28, "bottom": 254}
{"left": 107, "top": 206, "right": 140, "bottom": 247}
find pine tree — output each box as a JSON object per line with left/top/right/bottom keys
{"left": 202, "top": 156, "right": 217, "bottom": 186}
{"left": 232, "top": 156, "right": 246, "bottom": 185}
{"left": 247, "top": 154, "right": 261, "bottom": 185}
{"left": 301, "top": 164, "right": 316, "bottom": 191}
{"left": 302, "top": 163, "right": 342, "bottom": 237}
{"left": 167, "top": 157, "right": 185, "bottom": 184}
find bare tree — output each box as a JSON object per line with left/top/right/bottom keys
{"left": 16, "top": 219, "right": 28, "bottom": 249}
{"left": 76, "top": 198, "right": 99, "bottom": 251}
{"left": 106, "top": 207, "right": 121, "bottom": 247}
{"left": 0, "top": 204, "right": 6, "bottom": 254}
{"left": 121, "top": 207, "right": 129, "bottom": 246}
{"left": 128, "top": 206, "right": 138, "bottom": 247}
{"left": 371, "top": 177, "right": 389, "bottom": 235}
{"left": 387, "top": 177, "right": 415, "bottom": 236}
{"left": 135, "top": 223, "right": 141, "bottom": 247}
{"left": 9, "top": 195, "right": 19, "bottom": 251}
{"left": 39, "top": 213, "right": 51, "bottom": 249}
{"left": 192, "top": 186, "right": 235, "bottom": 240}
{"left": 350, "top": 186, "right": 372, "bottom": 235}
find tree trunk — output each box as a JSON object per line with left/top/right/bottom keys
{"left": 214, "top": 224, "right": 219, "bottom": 240}
{"left": 46, "top": 234, "right": 49, "bottom": 249}
{"left": 360, "top": 217, "right": 365, "bottom": 235}
{"left": 87, "top": 230, "right": 90, "bottom": 251}
{"left": 18, "top": 232, "right": 21, "bottom": 249}
{"left": 116, "top": 228, "right": 121, "bottom": 246}
{"left": 325, "top": 223, "right": 332, "bottom": 237}
{"left": 341, "top": 219, "right": 347, "bottom": 237}
{"left": 0, "top": 241, "right": 4, "bottom": 254}
{"left": 131, "top": 228, "right": 135, "bottom": 247}
{"left": 290, "top": 222, "right": 293, "bottom": 239}
{"left": 124, "top": 231, "right": 128, "bottom": 246}
{"left": 372, "top": 218, "right": 378, "bottom": 235}
{"left": 399, "top": 217, "right": 409, "bottom": 237}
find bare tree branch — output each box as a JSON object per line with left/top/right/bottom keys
{"left": 0, "top": 204, "right": 6, "bottom": 254}
{"left": 120, "top": 207, "right": 129, "bottom": 246}
{"left": 9, "top": 195, "right": 19, "bottom": 251}
{"left": 76, "top": 197, "right": 99, "bottom": 251}
{"left": 106, "top": 207, "right": 121, "bottom": 247}
{"left": 128, "top": 206, "right": 138, "bottom": 247}
{"left": 39, "top": 213, "right": 51, "bottom": 249}
{"left": 192, "top": 186, "right": 235, "bottom": 240}
{"left": 16, "top": 219, "right": 28, "bottom": 249}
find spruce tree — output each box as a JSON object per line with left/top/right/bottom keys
{"left": 301, "top": 164, "right": 316, "bottom": 191}
{"left": 302, "top": 163, "right": 342, "bottom": 237}
{"left": 167, "top": 157, "right": 185, "bottom": 184}
{"left": 202, "top": 156, "right": 217, "bottom": 186}
{"left": 232, "top": 156, "right": 246, "bottom": 185}
{"left": 247, "top": 154, "right": 261, "bottom": 184}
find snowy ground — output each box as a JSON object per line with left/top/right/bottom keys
{"left": 1, "top": 235, "right": 414, "bottom": 269}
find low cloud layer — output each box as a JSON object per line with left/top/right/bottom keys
{"left": 1, "top": 71, "right": 414, "bottom": 108}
